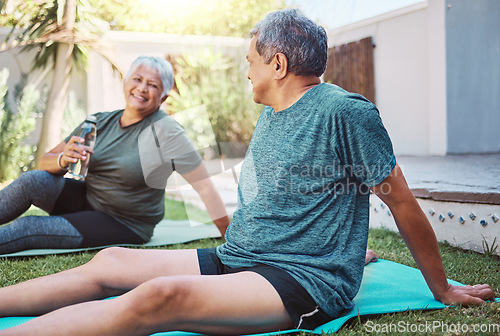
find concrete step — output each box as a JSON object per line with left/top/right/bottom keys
{"left": 371, "top": 154, "right": 500, "bottom": 255}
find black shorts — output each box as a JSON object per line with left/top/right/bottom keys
{"left": 197, "top": 247, "right": 332, "bottom": 330}
{"left": 50, "top": 178, "right": 144, "bottom": 247}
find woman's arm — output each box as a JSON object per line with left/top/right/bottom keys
{"left": 181, "top": 164, "right": 230, "bottom": 236}
{"left": 39, "top": 136, "right": 92, "bottom": 175}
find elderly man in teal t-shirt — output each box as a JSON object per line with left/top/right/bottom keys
{"left": 0, "top": 8, "right": 494, "bottom": 336}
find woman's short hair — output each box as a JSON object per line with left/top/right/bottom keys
{"left": 250, "top": 8, "right": 328, "bottom": 77}
{"left": 125, "top": 56, "right": 174, "bottom": 97}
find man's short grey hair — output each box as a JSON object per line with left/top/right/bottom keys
{"left": 125, "top": 56, "right": 174, "bottom": 97}
{"left": 250, "top": 8, "right": 328, "bottom": 77}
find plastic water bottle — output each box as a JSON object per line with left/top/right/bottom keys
{"left": 68, "top": 115, "right": 97, "bottom": 180}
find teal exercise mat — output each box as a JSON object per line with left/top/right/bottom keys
{"left": 311, "top": 259, "right": 461, "bottom": 334}
{"left": 1, "top": 259, "right": 497, "bottom": 334}
{"left": 0, "top": 219, "right": 221, "bottom": 258}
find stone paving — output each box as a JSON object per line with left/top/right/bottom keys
{"left": 397, "top": 154, "right": 500, "bottom": 204}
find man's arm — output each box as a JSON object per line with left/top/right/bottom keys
{"left": 371, "top": 163, "right": 495, "bottom": 305}
{"left": 181, "top": 164, "right": 230, "bottom": 236}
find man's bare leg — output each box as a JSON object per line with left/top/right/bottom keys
{"left": 0, "top": 271, "right": 293, "bottom": 336}
{"left": 0, "top": 247, "right": 201, "bottom": 316}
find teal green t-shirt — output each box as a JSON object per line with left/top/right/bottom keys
{"left": 216, "top": 83, "right": 396, "bottom": 318}
{"left": 65, "top": 109, "right": 201, "bottom": 241}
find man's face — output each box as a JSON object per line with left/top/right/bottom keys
{"left": 246, "top": 36, "right": 275, "bottom": 105}
{"left": 123, "top": 65, "right": 166, "bottom": 116}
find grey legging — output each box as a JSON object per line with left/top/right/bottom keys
{"left": 0, "top": 170, "right": 144, "bottom": 254}
{"left": 0, "top": 170, "right": 83, "bottom": 254}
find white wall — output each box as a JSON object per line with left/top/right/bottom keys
{"left": 445, "top": 0, "right": 500, "bottom": 154}
{"left": 0, "top": 28, "right": 89, "bottom": 104}
{"left": 0, "top": 27, "right": 89, "bottom": 143}
{"left": 327, "top": 1, "right": 447, "bottom": 156}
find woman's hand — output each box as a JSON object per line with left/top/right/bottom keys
{"left": 58, "top": 136, "right": 94, "bottom": 169}
{"left": 39, "top": 137, "right": 94, "bottom": 174}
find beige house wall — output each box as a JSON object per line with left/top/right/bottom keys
{"left": 327, "top": 0, "right": 447, "bottom": 156}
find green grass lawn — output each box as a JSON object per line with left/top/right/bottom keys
{"left": 0, "top": 197, "right": 498, "bottom": 335}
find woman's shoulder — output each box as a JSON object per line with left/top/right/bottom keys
{"left": 151, "top": 110, "right": 185, "bottom": 130}
{"left": 150, "top": 109, "right": 170, "bottom": 122}
{"left": 92, "top": 109, "right": 123, "bottom": 122}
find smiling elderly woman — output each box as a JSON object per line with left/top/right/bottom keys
{"left": 0, "top": 56, "right": 229, "bottom": 254}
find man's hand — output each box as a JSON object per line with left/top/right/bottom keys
{"left": 371, "top": 163, "right": 496, "bottom": 308}
{"left": 436, "top": 283, "right": 495, "bottom": 306}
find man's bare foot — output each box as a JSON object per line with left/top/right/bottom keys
{"left": 365, "top": 249, "right": 378, "bottom": 265}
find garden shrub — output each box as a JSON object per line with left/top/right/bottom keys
{"left": 167, "top": 50, "right": 261, "bottom": 158}
{"left": 0, "top": 68, "right": 39, "bottom": 182}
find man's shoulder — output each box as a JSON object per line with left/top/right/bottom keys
{"left": 313, "top": 82, "right": 347, "bottom": 96}
{"left": 311, "top": 83, "right": 377, "bottom": 119}
{"left": 314, "top": 83, "right": 373, "bottom": 105}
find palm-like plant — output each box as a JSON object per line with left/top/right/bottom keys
{"left": 0, "top": 0, "right": 121, "bottom": 166}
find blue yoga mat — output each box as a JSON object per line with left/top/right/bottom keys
{"left": 1, "top": 259, "right": 497, "bottom": 334}
{"left": 0, "top": 219, "right": 221, "bottom": 258}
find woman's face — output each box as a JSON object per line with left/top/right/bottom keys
{"left": 123, "top": 65, "right": 166, "bottom": 116}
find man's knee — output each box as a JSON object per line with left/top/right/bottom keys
{"left": 85, "top": 247, "right": 129, "bottom": 280}
{"left": 90, "top": 247, "right": 128, "bottom": 267}
{"left": 132, "top": 277, "right": 191, "bottom": 319}
{"left": 79, "top": 247, "right": 130, "bottom": 295}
